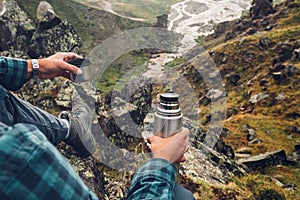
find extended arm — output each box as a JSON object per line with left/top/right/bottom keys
{"left": 0, "top": 52, "right": 83, "bottom": 91}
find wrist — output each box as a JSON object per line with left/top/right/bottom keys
{"left": 26, "top": 60, "right": 32, "bottom": 80}
{"left": 26, "top": 59, "right": 40, "bottom": 80}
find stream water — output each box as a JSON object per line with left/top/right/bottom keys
{"left": 143, "top": 0, "right": 251, "bottom": 78}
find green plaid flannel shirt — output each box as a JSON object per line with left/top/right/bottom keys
{"left": 0, "top": 122, "right": 98, "bottom": 200}
{"left": 126, "top": 158, "right": 177, "bottom": 199}
{"left": 0, "top": 56, "right": 28, "bottom": 91}
{"left": 0, "top": 123, "right": 178, "bottom": 200}
{"left": 0, "top": 56, "right": 178, "bottom": 199}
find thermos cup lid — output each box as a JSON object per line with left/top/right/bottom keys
{"left": 160, "top": 93, "right": 179, "bottom": 103}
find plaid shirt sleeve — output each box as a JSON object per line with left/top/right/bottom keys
{"left": 0, "top": 56, "right": 28, "bottom": 91}
{"left": 126, "top": 158, "right": 177, "bottom": 200}
{"left": 0, "top": 122, "right": 98, "bottom": 200}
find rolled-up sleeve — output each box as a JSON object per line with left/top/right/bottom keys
{"left": 0, "top": 57, "right": 28, "bottom": 91}
{"left": 126, "top": 158, "right": 177, "bottom": 200}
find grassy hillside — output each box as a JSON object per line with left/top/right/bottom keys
{"left": 73, "top": 0, "right": 181, "bottom": 23}
{"left": 183, "top": 0, "right": 300, "bottom": 199}
{"left": 14, "top": 0, "right": 150, "bottom": 53}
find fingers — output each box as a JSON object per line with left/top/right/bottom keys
{"left": 147, "top": 127, "right": 190, "bottom": 164}
{"left": 60, "top": 62, "right": 83, "bottom": 76}
{"left": 59, "top": 52, "right": 83, "bottom": 61}
{"left": 62, "top": 70, "right": 71, "bottom": 79}
{"left": 178, "top": 155, "right": 186, "bottom": 163}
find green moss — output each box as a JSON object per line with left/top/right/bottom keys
{"left": 69, "top": 155, "right": 85, "bottom": 172}
{"left": 83, "top": 171, "right": 94, "bottom": 178}
{"left": 96, "top": 52, "right": 148, "bottom": 95}
{"left": 164, "top": 56, "right": 186, "bottom": 68}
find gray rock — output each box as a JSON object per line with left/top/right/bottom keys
{"left": 181, "top": 145, "right": 247, "bottom": 185}
{"left": 238, "top": 149, "right": 287, "bottom": 171}
{"left": 242, "top": 124, "right": 251, "bottom": 132}
{"left": 236, "top": 147, "right": 253, "bottom": 154}
{"left": 225, "top": 73, "right": 240, "bottom": 86}
{"left": 37, "top": 1, "right": 58, "bottom": 23}
{"left": 259, "top": 37, "right": 274, "bottom": 48}
{"left": 278, "top": 43, "right": 294, "bottom": 62}
{"left": 207, "top": 89, "right": 225, "bottom": 100}
{"left": 249, "top": 92, "right": 269, "bottom": 104}
{"left": 250, "top": 0, "right": 275, "bottom": 20}
{"left": 275, "top": 93, "right": 285, "bottom": 101}
{"left": 0, "top": 0, "right": 35, "bottom": 51}
{"left": 28, "top": 2, "right": 82, "bottom": 58}
{"left": 248, "top": 138, "right": 261, "bottom": 145}
{"left": 55, "top": 80, "right": 73, "bottom": 109}
{"left": 28, "top": 20, "right": 82, "bottom": 58}
{"left": 97, "top": 76, "right": 153, "bottom": 148}
{"left": 247, "top": 128, "right": 257, "bottom": 141}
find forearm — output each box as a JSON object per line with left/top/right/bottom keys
{"left": 126, "top": 158, "right": 177, "bottom": 200}
{"left": 0, "top": 57, "right": 28, "bottom": 91}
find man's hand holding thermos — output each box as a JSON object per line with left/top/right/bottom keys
{"left": 148, "top": 92, "right": 190, "bottom": 164}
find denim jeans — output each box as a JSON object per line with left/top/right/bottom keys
{"left": 174, "top": 183, "right": 195, "bottom": 200}
{"left": 0, "top": 85, "right": 68, "bottom": 145}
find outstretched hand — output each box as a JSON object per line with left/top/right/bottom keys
{"left": 147, "top": 128, "right": 190, "bottom": 164}
{"left": 27, "top": 52, "right": 83, "bottom": 80}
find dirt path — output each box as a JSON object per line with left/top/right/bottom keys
{"left": 85, "top": 0, "right": 146, "bottom": 22}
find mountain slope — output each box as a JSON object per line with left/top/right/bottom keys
{"left": 14, "top": 0, "right": 151, "bottom": 53}
{"left": 177, "top": 0, "right": 300, "bottom": 198}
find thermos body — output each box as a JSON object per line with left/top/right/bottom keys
{"left": 154, "top": 93, "right": 183, "bottom": 138}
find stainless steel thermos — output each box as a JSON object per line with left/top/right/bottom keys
{"left": 154, "top": 92, "right": 183, "bottom": 138}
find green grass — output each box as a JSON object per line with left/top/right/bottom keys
{"left": 73, "top": 0, "right": 182, "bottom": 23}
{"left": 164, "top": 56, "right": 186, "bottom": 68}
{"left": 97, "top": 52, "right": 148, "bottom": 95}
{"left": 274, "top": 0, "right": 286, "bottom": 5}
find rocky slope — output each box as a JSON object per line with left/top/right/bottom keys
{"left": 175, "top": 0, "right": 300, "bottom": 199}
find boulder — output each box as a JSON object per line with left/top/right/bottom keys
{"left": 213, "top": 21, "right": 235, "bottom": 38}
{"left": 238, "top": 150, "right": 287, "bottom": 171}
{"left": 0, "top": 0, "right": 35, "bottom": 51}
{"left": 278, "top": 43, "right": 294, "bottom": 62}
{"left": 225, "top": 73, "right": 241, "bottom": 86}
{"left": 36, "top": 1, "right": 62, "bottom": 32}
{"left": 250, "top": 0, "right": 275, "bottom": 20}
{"left": 181, "top": 144, "right": 247, "bottom": 185}
{"left": 272, "top": 64, "right": 300, "bottom": 84}
{"left": 249, "top": 92, "right": 269, "bottom": 104}
{"left": 28, "top": 1, "right": 82, "bottom": 58}
{"left": 259, "top": 37, "right": 275, "bottom": 48}
{"left": 155, "top": 14, "right": 168, "bottom": 28}
{"left": 97, "top": 76, "right": 153, "bottom": 148}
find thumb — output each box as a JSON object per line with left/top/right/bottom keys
{"left": 147, "top": 135, "right": 158, "bottom": 144}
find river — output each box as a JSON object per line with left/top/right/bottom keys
{"left": 143, "top": 0, "right": 251, "bottom": 78}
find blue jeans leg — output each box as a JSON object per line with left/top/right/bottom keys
{"left": 0, "top": 85, "right": 68, "bottom": 145}
{"left": 174, "top": 183, "right": 195, "bottom": 200}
